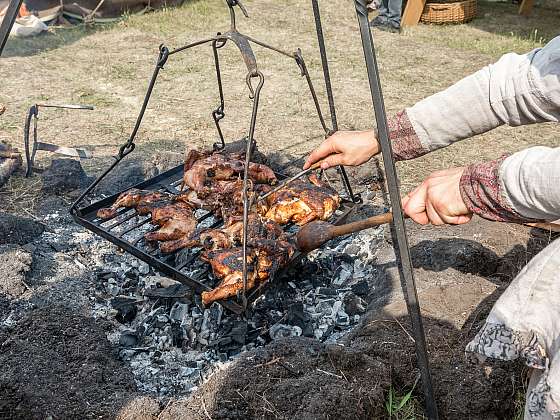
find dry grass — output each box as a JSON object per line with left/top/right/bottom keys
{"left": 0, "top": 0, "right": 559, "bottom": 211}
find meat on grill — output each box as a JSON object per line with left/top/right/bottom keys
{"left": 159, "top": 212, "right": 284, "bottom": 254}
{"left": 260, "top": 174, "right": 341, "bottom": 225}
{"left": 200, "top": 238, "right": 294, "bottom": 306}
{"left": 144, "top": 201, "right": 197, "bottom": 242}
{"left": 182, "top": 149, "right": 277, "bottom": 193}
{"left": 97, "top": 189, "right": 171, "bottom": 219}
{"left": 97, "top": 189, "right": 197, "bottom": 243}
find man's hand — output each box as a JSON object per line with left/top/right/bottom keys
{"left": 402, "top": 167, "right": 473, "bottom": 225}
{"left": 303, "top": 130, "right": 379, "bottom": 170}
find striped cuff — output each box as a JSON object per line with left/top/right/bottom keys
{"left": 459, "top": 156, "right": 537, "bottom": 223}
{"left": 388, "top": 110, "right": 428, "bottom": 161}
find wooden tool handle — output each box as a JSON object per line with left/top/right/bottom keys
{"left": 329, "top": 211, "right": 394, "bottom": 238}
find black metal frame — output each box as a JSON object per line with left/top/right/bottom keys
{"left": 353, "top": 1, "right": 438, "bottom": 418}
{"left": 71, "top": 0, "right": 358, "bottom": 311}
{"left": 72, "top": 163, "right": 357, "bottom": 314}
{"left": 0, "top": 0, "right": 22, "bottom": 56}
{"left": 24, "top": 103, "right": 94, "bottom": 177}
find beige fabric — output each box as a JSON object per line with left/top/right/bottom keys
{"left": 465, "top": 238, "right": 560, "bottom": 419}
{"left": 406, "top": 36, "right": 560, "bottom": 220}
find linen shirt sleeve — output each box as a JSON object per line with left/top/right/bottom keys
{"left": 393, "top": 36, "right": 560, "bottom": 157}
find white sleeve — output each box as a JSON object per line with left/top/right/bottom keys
{"left": 499, "top": 146, "right": 560, "bottom": 221}
{"left": 406, "top": 36, "right": 560, "bottom": 153}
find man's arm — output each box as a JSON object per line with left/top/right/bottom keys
{"left": 404, "top": 146, "right": 560, "bottom": 225}
{"left": 395, "top": 36, "right": 560, "bottom": 158}
{"left": 305, "top": 36, "right": 560, "bottom": 168}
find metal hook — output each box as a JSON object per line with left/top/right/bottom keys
{"left": 245, "top": 71, "right": 264, "bottom": 100}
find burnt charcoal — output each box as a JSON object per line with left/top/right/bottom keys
{"left": 343, "top": 292, "right": 367, "bottom": 316}
{"left": 320, "top": 325, "right": 335, "bottom": 341}
{"left": 269, "top": 324, "right": 302, "bottom": 340}
{"left": 119, "top": 331, "right": 138, "bottom": 347}
{"left": 351, "top": 280, "right": 369, "bottom": 296}
{"left": 286, "top": 302, "right": 310, "bottom": 330}
{"left": 95, "top": 158, "right": 159, "bottom": 196}
{"left": 316, "top": 287, "right": 337, "bottom": 297}
{"left": 230, "top": 320, "right": 248, "bottom": 346}
{"left": 96, "top": 270, "right": 115, "bottom": 281}
{"left": 335, "top": 310, "right": 350, "bottom": 327}
{"left": 221, "top": 139, "right": 268, "bottom": 164}
{"left": 0, "top": 213, "right": 44, "bottom": 246}
{"left": 143, "top": 284, "right": 191, "bottom": 299}
{"left": 302, "top": 323, "right": 315, "bottom": 338}
{"left": 41, "top": 159, "right": 92, "bottom": 194}
{"left": 111, "top": 297, "right": 138, "bottom": 324}
{"left": 171, "top": 323, "right": 183, "bottom": 347}
{"left": 169, "top": 302, "right": 190, "bottom": 322}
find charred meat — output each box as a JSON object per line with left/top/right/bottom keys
{"left": 200, "top": 238, "right": 294, "bottom": 306}
{"left": 160, "top": 212, "right": 285, "bottom": 254}
{"left": 261, "top": 174, "right": 340, "bottom": 225}
{"left": 182, "top": 149, "right": 277, "bottom": 193}
{"left": 144, "top": 201, "right": 197, "bottom": 242}
{"left": 97, "top": 189, "right": 171, "bottom": 219}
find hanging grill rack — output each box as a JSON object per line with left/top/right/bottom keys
{"left": 70, "top": 0, "right": 359, "bottom": 313}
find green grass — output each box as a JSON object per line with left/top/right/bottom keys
{"left": 404, "top": 0, "right": 556, "bottom": 58}
{"left": 2, "top": 24, "right": 111, "bottom": 58}
{"left": 385, "top": 378, "right": 425, "bottom": 420}
{"left": 72, "top": 88, "right": 118, "bottom": 107}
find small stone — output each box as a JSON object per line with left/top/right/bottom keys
{"left": 351, "top": 280, "right": 369, "bottom": 296}
{"left": 170, "top": 302, "right": 189, "bottom": 322}
{"left": 119, "top": 331, "right": 138, "bottom": 347}
{"left": 269, "top": 324, "right": 302, "bottom": 340}
{"left": 343, "top": 292, "right": 367, "bottom": 316}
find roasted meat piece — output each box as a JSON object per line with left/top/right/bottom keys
{"left": 261, "top": 174, "right": 340, "bottom": 225}
{"left": 182, "top": 149, "right": 277, "bottom": 193}
{"left": 144, "top": 201, "right": 197, "bottom": 242}
{"left": 159, "top": 212, "right": 285, "bottom": 254}
{"left": 97, "top": 189, "right": 171, "bottom": 219}
{"left": 200, "top": 238, "right": 295, "bottom": 306}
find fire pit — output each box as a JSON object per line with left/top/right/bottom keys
{"left": 71, "top": 0, "right": 359, "bottom": 314}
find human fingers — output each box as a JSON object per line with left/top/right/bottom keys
{"left": 425, "top": 201, "right": 445, "bottom": 226}
{"left": 402, "top": 183, "right": 430, "bottom": 225}
{"left": 303, "top": 138, "right": 336, "bottom": 170}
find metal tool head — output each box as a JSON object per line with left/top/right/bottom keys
{"left": 24, "top": 103, "right": 94, "bottom": 177}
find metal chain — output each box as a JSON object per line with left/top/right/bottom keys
{"left": 118, "top": 44, "right": 169, "bottom": 159}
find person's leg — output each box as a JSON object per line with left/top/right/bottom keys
{"left": 386, "top": 0, "right": 403, "bottom": 27}
{"left": 370, "top": 0, "right": 390, "bottom": 26}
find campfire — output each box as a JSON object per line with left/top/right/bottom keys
{"left": 65, "top": 0, "right": 391, "bottom": 401}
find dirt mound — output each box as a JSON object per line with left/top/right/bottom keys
{"left": 160, "top": 337, "right": 390, "bottom": 419}
{"left": 0, "top": 244, "right": 33, "bottom": 298}
{"left": 0, "top": 213, "right": 44, "bottom": 246}
{"left": 0, "top": 305, "right": 138, "bottom": 419}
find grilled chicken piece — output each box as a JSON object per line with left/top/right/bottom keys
{"left": 97, "top": 189, "right": 171, "bottom": 219}
{"left": 144, "top": 201, "right": 197, "bottom": 242}
{"left": 159, "top": 212, "right": 285, "bottom": 253}
{"left": 261, "top": 174, "right": 341, "bottom": 225}
{"left": 182, "top": 150, "right": 277, "bottom": 193}
{"left": 200, "top": 239, "right": 294, "bottom": 306}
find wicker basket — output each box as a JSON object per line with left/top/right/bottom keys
{"left": 420, "top": 0, "right": 477, "bottom": 24}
